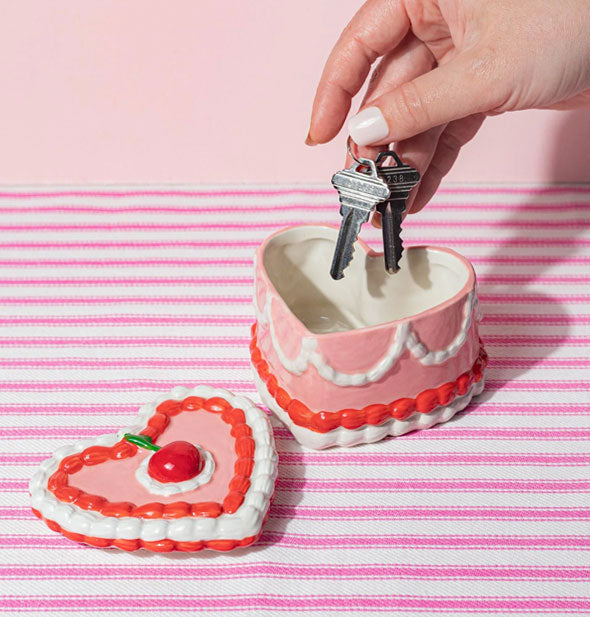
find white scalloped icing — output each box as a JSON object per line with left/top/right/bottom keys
{"left": 253, "top": 366, "right": 485, "bottom": 449}
{"left": 135, "top": 446, "right": 215, "bottom": 497}
{"left": 29, "top": 386, "right": 278, "bottom": 547}
{"left": 255, "top": 289, "right": 477, "bottom": 386}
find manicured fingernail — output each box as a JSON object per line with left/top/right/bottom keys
{"left": 348, "top": 106, "right": 389, "bottom": 146}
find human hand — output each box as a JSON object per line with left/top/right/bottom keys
{"left": 307, "top": 0, "right": 590, "bottom": 215}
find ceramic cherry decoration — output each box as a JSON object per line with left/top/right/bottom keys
{"left": 124, "top": 434, "right": 204, "bottom": 483}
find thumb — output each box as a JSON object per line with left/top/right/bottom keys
{"left": 348, "top": 49, "right": 499, "bottom": 146}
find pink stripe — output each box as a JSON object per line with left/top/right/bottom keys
{"left": 485, "top": 380, "right": 590, "bottom": 391}
{"left": 484, "top": 335, "right": 590, "bottom": 345}
{"left": 11, "top": 477, "right": 590, "bottom": 493}
{"left": 5, "top": 426, "right": 590, "bottom": 441}
{"left": 1, "top": 356, "right": 582, "bottom": 370}
{"left": 0, "top": 184, "right": 587, "bottom": 198}
{"left": 0, "top": 379, "right": 252, "bottom": 392}
{"left": 470, "top": 255, "right": 590, "bottom": 265}
{"left": 2, "top": 593, "right": 590, "bottom": 612}
{"left": 0, "top": 454, "right": 47, "bottom": 464}
{"left": 0, "top": 314, "right": 583, "bottom": 327}
{"left": 0, "top": 336, "right": 250, "bottom": 346}
{"left": 484, "top": 314, "right": 590, "bottom": 325}
{"left": 271, "top": 426, "right": 590, "bottom": 442}
{"left": 479, "top": 293, "right": 590, "bottom": 303}
{"left": 4, "top": 294, "right": 590, "bottom": 306}
{"left": 0, "top": 562, "right": 587, "bottom": 582}
{"left": 0, "top": 404, "right": 137, "bottom": 416}
{"left": 0, "top": 276, "right": 252, "bottom": 286}
{"left": 0, "top": 240, "right": 261, "bottom": 249}
{"left": 0, "top": 379, "right": 584, "bottom": 393}
{"left": 0, "top": 358, "right": 251, "bottom": 369}
{"left": 0, "top": 219, "right": 587, "bottom": 231}
{"left": 0, "top": 296, "right": 252, "bottom": 305}
{"left": 412, "top": 237, "right": 590, "bottom": 246}
{"left": 488, "top": 358, "right": 588, "bottom": 369}
{"left": 0, "top": 184, "right": 584, "bottom": 199}
{"left": 2, "top": 274, "right": 590, "bottom": 286}
{"left": 467, "top": 403, "right": 590, "bottom": 416}
{"left": 0, "top": 316, "right": 253, "bottom": 326}
{"left": 0, "top": 258, "right": 253, "bottom": 267}
{"left": 0, "top": 200, "right": 589, "bottom": 213}
{"left": 478, "top": 274, "right": 590, "bottom": 284}
{"left": 279, "top": 451, "right": 590, "bottom": 467}
{"left": 2, "top": 402, "right": 586, "bottom": 417}
{"left": 270, "top": 505, "right": 590, "bottom": 521}
{"left": 276, "top": 478, "right": 590, "bottom": 493}
{"left": 4, "top": 533, "right": 590, "bottom": 552}
{"left": 8, "top": 504, "right": 590, "bottom": 522}
{"left": 2, "top": 256, "right": 590, "bottom": 268}
{"left": 440, "top": 185, "right": 590, "bottom": 194}
{"left": 2, "top": 357, "right": 582, "bottom": 370}
{"left": 0, "top": 237, "right": 589, "bottom": 249}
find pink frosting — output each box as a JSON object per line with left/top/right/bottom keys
{"left": 70, "top": 410, "right": 237, "bottom": 505}
{"left": 255, "top": 228, "right": 480, "bottom": 413}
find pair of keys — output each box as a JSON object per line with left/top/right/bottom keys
{"left": 330, "top": 142, "right": 421, "bottom": 280}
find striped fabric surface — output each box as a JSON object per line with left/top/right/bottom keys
{"left": 0, "top": 185, "right": 589, "bottom": 616}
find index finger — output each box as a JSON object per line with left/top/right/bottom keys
{"left": 307, "top": 0, "right": 410, "bottom": 145}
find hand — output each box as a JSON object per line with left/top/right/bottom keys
{"left": 307, "top": 0, "right": 590, "bottom": 215}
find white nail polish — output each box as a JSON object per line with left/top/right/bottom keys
{"left": 348, "top": 107, "right": 390, "bottom": 147}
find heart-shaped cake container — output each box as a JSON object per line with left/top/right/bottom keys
{"left": 251, "top": 225, "right": 487, "bottom": 449}
{"left": 30, "top": 386, "right": 278, "bottom": 552}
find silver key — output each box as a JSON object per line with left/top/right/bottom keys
{"left": 330, "top": 159, "right": 390, "bottom": 280}
{"left": 375, "top": 151, "right": 421, "bottom": 273}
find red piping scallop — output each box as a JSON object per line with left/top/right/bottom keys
{"left": 250, "top": 323, "right": 488, "bottom": 433}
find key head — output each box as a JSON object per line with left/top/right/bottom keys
{"left": 332, "top": 160, "right": 390, "bottom": 213}
{"left": 375, "top": 151, "right": 420, "bottom": 200}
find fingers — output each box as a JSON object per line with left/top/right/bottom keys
{"left": 348, "top": 49, "right": 498, "bottom": 146}
{"left": 409, "top": 113, "right": 486, "bottom": 213}
{"left": 346, "top": 34, "right": 435, "bottom": 170}
{"left": 307, "top": 0, "right": 410, "bottom": 145}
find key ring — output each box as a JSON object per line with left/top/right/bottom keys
{"left": 346, "top": 136, "right": 379, "bottom": 176}
{"left": 346, "top": 135, "right": 364, "bottom": 165}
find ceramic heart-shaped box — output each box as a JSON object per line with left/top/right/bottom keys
{"left": 30, "top": 386, "right": 278, "bottom": 552}
{"left": 251, "top": 225, "right": 487, "bottom": 449}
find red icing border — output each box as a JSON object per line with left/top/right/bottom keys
{"left": 46, "top": 396, "right": 255, "bottom": 518}
{"left": 31, "top": 508, "right": 259, "bottom": 552}
{"left": 250, "top": 323, "right": 488, "bottom": 433}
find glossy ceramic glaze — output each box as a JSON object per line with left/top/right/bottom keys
{"left": 252, "top": 225, "right": 487, "bottom": 449}
{"left": 30, "top": 386, "right": 278, "bottom": 551}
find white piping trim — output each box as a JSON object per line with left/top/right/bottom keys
{"left": 255, "top": 290, "right": 477, "bottom": 387}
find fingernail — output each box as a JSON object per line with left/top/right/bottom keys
{"left": 305, "top": 134, "right": 317, "bottom": 146}
{"left": 348, "top": 107, "right": 389, "bottom": 146}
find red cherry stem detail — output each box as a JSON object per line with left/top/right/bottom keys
{"left": 123, "top": 433, "right": 161, "bottom": 452}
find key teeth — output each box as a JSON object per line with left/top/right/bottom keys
{"left": 393, "top": 236, "right": 404, "bottom": 272}
{"left": 330, "top": 242, "right": 354, "bottom": 280}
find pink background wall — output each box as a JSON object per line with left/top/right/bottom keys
{"left": 0, "top": 1, "right": 588, "bottom": 185}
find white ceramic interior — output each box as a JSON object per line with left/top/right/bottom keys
{"left": 262, "top": 226, "right": 471, "bottom": 334}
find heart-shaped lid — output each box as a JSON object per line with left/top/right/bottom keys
{"left": 30, "top": 386, "right": 278, "bottom": 552}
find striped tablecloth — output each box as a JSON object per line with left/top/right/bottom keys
{"left": 1, "top": 185, "right": 589, "bottom": 616}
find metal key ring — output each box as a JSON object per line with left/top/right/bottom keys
{"left": 346, "top": 135, "right": 364, "bottom": 165}
{"left": 346, "top": 136, "right": 379, "bottom": 176}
